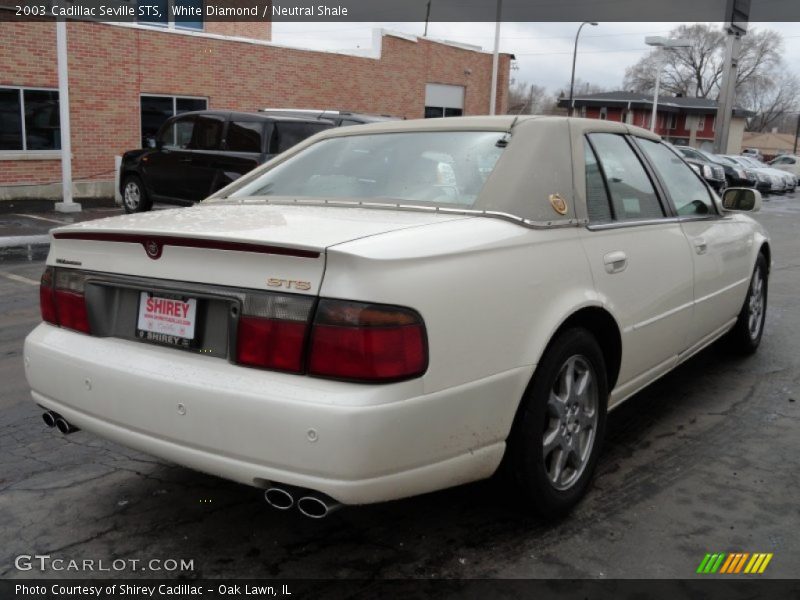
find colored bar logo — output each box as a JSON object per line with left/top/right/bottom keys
{"left": 696, "top": 552, "right": 773, "bottom": 574}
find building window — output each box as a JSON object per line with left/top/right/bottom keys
{"left": 424, "top": 83, "right": 465, "bottom": 118}
{"left": 0, "top": 87, "right": 60, "bottom": 152}
{"left": 599, "top": 107, "right": 608, "bottom": 120}
{"left": 666, "top": 113, "right": 677, "bottom": 130}
{"left": 140, "top": 95, "right": 207, "bottom": 147}
{"left": 135, "top": 0, "right": 203, "bottom": 30}
{"left": 580, "top": 106, "right": 587, "bottom": 118}
{"left": 697, "top": 115, "right": 705, "bottom": 131}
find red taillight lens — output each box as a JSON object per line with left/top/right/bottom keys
{"left": 40, "top": 267, "right": 58, "bottom": 325}
{"left": 308, "top": 299, "right": 427, "bottom": 382}
{"left": 235, "top": 293, "right": 314, "bottom": 372}
{"left": 54, "top": 269, "right": 90, "bottom": 334}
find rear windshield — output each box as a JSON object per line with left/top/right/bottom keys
{"left": 229, "top": 131, "right": 505, "bottom": 207}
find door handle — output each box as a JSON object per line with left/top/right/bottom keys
{"left": 694, "top": 238, "right": 708, "bottom": 255}
{"left": 603, "top": 251, "right": 628, "bottom": 274}
{"left": 179, "top": 157, "right": 192, "bottom": 163}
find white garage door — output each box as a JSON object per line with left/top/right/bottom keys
{"left": 425, "top": 84, "right": 465, "bottom": 118}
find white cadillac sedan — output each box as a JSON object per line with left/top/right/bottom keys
{"left": 25, "top": 117, "right": 770, "bottom": 518}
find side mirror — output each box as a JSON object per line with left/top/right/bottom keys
{"left": 722, "top": 188, "right": 762, "bottom": 213}
{"left": 146, "top": 137, "right": 158, "bottom": 149}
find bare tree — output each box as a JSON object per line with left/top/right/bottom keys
{"left": 622, "top": 24, "right": 783, "bottom": 99}
{"left": 740, "top": 71, "right": 800, "bottom": 132}
{"left": 507, "top": 79, "right": 549, "bottom": 115}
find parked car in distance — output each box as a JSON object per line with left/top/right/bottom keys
{"left": 675, "top": 145, "right": 755, "bottom": 190}
{"left": 119, "top": 111, "right": 334, "bottom": 213}
{"left": 259, "top": 108, "right": 402, "bottom": 127}
{"left": 739, "top": 155, "right": 797, "bottom": 193}
{"left": 768, "top": 154, "right": 800, "bottom": 178}
{"left": 742, "top": 147, "right": 764, "bottom": 161}
{"left": 673, "top": 145, "right": 727, "bottom": 192}
{"left": 28, "top": 117, "right": 770, "bottom": 519}
{"left": 724, "top": 155, "right": 793, "bottom": 194}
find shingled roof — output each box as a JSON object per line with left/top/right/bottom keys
{"left": 558, "top": 91, "right": 754, "bottom": 118}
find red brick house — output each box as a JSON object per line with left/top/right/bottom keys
{"left": 558, "top": 91, "right": 753, "bottom": 153}
{"left": 0, "top": 18, "right": 511, "bottom": 202}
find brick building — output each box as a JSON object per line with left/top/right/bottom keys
{"left": 0, "top": 18, "right": 511, "bottom": 202}
{"left": 558, "top": 91, "right": 753, "bottom": 153}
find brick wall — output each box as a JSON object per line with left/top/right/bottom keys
{"left": 0, "top": 20, "right": 511, "bottom": 189}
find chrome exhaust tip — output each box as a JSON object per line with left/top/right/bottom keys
{"left": 54, "top": 417, "right": 79, "bottom": 435}
{"left": 297, "top": 495, "right": 341, "bottom": 519}
{"left": 264, "top": 487, "right": 294, "bottom": 510}
{"left": 42, "top": 411, "right": 58, "bottom": 428}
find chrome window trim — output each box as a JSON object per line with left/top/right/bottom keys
{"left": 208, "top": 197, "right": 587, "bottom": 230}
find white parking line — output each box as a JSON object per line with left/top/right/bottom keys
{"left": 1, "top": 272, "right": 39, "bottom": 286}
{"left": 13, "top": 213, "right": 70, "bottom": 225}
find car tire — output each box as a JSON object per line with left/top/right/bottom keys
{"left": 725, "top": 253, "right": 768, "bottom": 355}
{"left": 122, "top": 175, "right": 152, "bottom": 213}
{"left": 506, "top": 327, "right": 608, "bottom": 518}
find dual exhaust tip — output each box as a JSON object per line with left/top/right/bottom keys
{"left": 42, "top": 410, "right": 79, "bottom": 435}
{"left": 264, "top": 486, "right": 341, "bottom": 519}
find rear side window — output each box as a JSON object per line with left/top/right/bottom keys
{"left": 583, "top": 140, "right": 612, "bottom": 223}
{"left": 587, "top": 133, "right": 664, "bottom": 221}
{"left": 636, "top": 138, "right": 715, "bottom": 217}
{"left": 271, "top": 122, "right": 331, "bottom": 154}
{"left": 227, "top": 121, "right": 264, "bottom": 153}
{"left": 190, "top": 115, "right": 224, "bottom": 151}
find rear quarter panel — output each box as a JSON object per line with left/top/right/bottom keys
{"left": 323, "top": 217, "right": 601, "bottom": 415}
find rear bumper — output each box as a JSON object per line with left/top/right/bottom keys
{"left": 24, "top": 324, "right": 529, "bottom": 504}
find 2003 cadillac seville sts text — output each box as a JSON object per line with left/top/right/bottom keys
{"left": 24, "top": 117, "right": 770, "bottom": 518}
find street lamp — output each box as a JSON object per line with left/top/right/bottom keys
{"left": 645, "top": 36, "right": 692, "bottom": 132}
{"left": 567, "top": 21, "right": 598, "bottom": 117}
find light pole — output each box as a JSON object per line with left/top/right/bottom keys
{"left": 567, "top": 21, "right": 597, "bottom": 117}
{"left": 489, "top": 0, "right": 502, "bottom": 115}
{"left": 644, "top": 36, "right": 691, "bottom": 133}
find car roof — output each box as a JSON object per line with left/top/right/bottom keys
{"left": 302, "top": 115, "right": 662, "bottom": 140}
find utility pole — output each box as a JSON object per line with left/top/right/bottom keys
{"left": 794, "top": 112, "right": 800, "bottom": 155}
{"left": 423, "top": 1, "right": 431, "bottom": 37}
{"left": 714, "top": 0, "right": 750, "bottom": 154}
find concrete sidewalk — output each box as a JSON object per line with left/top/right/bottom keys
{"left": 0, "top": 204, "right": 124, "bottom": 262}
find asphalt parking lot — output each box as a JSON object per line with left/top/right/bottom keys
{"left": 1, "top": 194, "right": 798, "bottom": 580}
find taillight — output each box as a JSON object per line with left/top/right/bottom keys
{"left": 235, "top": 293, "right": 315, "bottom": 372}
{"left": 308, "top": 299, "right": 427, "bottom": 382}
{"left": 39, "top": 267, "right": 91, "bottom": 333}
{"left": 54, "top": 269, "right": 90, "bottom": 333}
{"left": 40, "top": 267, "right": 58, "bottom": 325}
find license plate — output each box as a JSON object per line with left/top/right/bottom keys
{"left": 136, "top": 292, "right": 198, "bottom": 348}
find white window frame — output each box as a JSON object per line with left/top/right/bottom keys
{"left": 0, "top": 85, "right": 62, "bottom": 158}
{"left": 127, "top": 0, "right": 205, "bottom": 31}
{"left": 666, "top": 113, "right": 677, "bottom": 130}
{"left": 599, "top": 107, "right": 608, "bottom": 121}
{"left": 697, "top": 115, "right": 705, "bottom": 130}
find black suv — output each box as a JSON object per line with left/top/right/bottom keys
{"left": 119, "top": 110, "right": 332, "bottom": 213}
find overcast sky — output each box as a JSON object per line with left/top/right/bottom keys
{"left": 272, "top": 21, "right": 800, "bottom": 98}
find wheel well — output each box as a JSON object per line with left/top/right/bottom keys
{"left": 759, "top": 242, "right": 771, "bottom": 274}
{"left": 553, "top": 307, "right": 622, "bottom": 391}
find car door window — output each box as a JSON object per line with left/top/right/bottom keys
{"left": 586, "top": 133, "right": 664, "bottom": 221}
{"left": 159, "top": 116, "right": 194, "bottom": 149}
{"left": 227, "top": 121, "right": 264, "bottom": 153}
{"left": 189, "top": 115, "right": 224, "bottom": 151}
{"left": 636, "top": 138, "right": 715, "bottom": 217}
{"left": 583, "top": 140, "right": 613, "bottom": 223}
